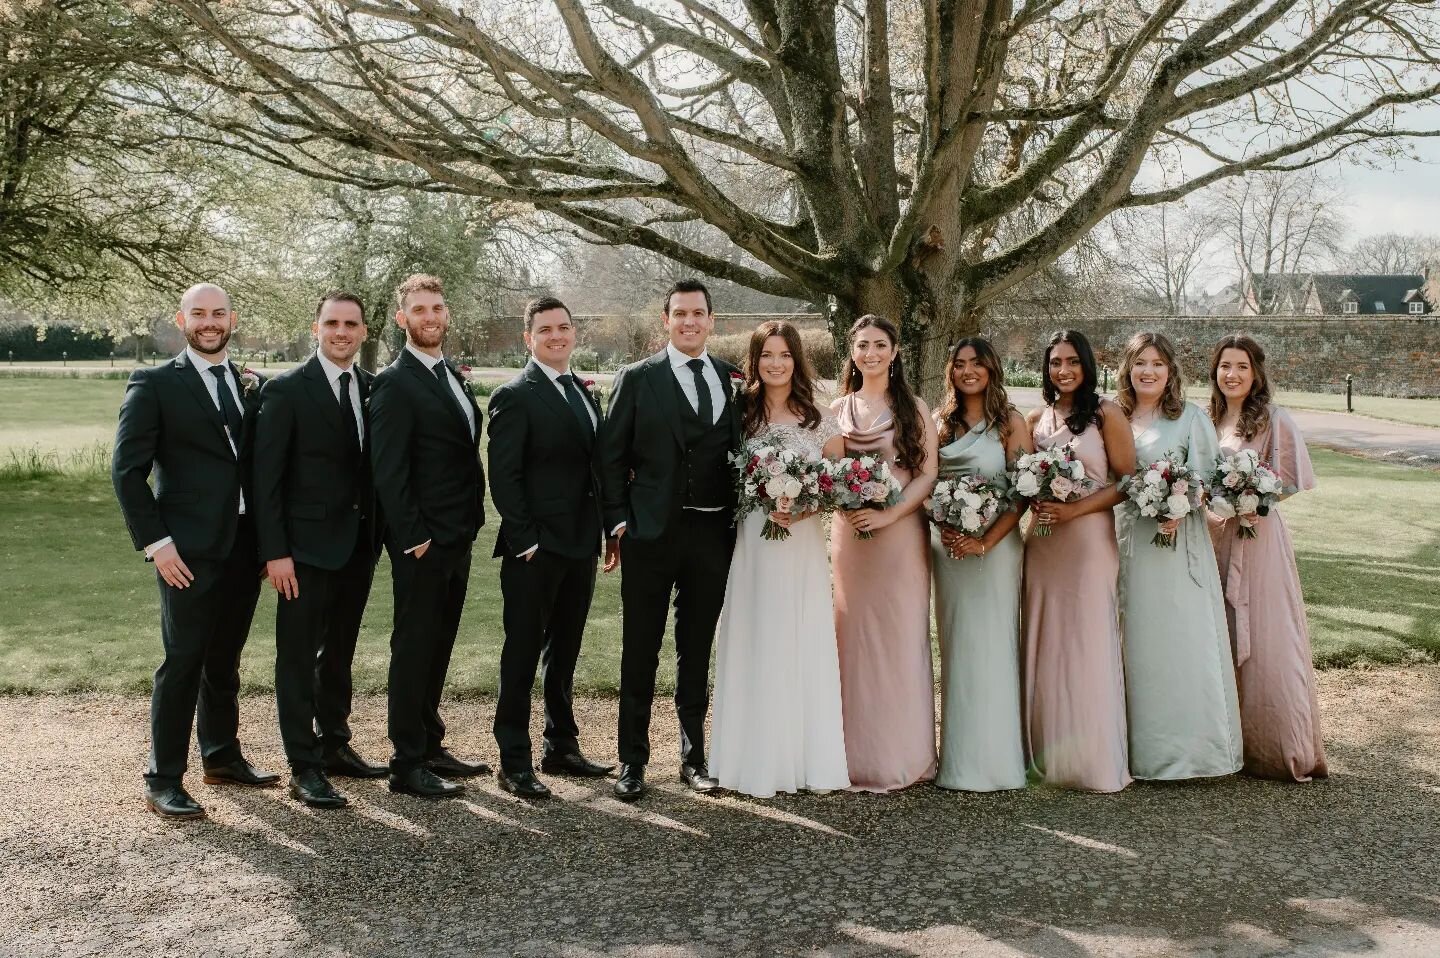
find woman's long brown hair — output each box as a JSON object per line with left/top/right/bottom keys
{"left": 837, "top": 314, "right": 927, "bottom": 471}
{"left": 935, "top": 336, "right": 1012, "bottom": 447}
{"left": 1208, "top": 333, "right": 1273, "bottom": 440}
{"left": 1116, "top": 331, "right": 1186, "bottom": 421}
{"left": 741, "top": 320, "right": 822, "bottom": 438}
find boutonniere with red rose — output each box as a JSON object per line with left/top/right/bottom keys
{"left": 729, "top": 370, "right": 744, "bottom": 382}
{"left": 239, "top": 368, "right": 260, "bottom": 397}
{"left": 581, "top": 378, "right": 596, "bottom": 390}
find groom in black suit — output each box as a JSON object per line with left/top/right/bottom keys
{"left": 369, "top": 273, "right": 490, "bottom": 798}
{"left": 251, "top": 290, "right": 387, "bottom": 810}
{"left": 487, "top": 297, "right": 616, "bottom": 799}
{"left": 113, "top": 282, "right": 279, "bottom": 820}
{"left": 600, "top": 279, "right": 741, "bottom": 801}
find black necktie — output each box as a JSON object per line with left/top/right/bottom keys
{"left": 555, "top": 373, "right": 595, "bottom": 440}
{"left": 337, "top": 371, "right": 361, "bottom": 449}
{"left": 209, "top": 366, "right": 242, "bottom": 439}
{"left": 434, "top": 360, "right": 472, "bottom": 436}
{"left": 686, "top": 358, "right": 713, "bottom": 425}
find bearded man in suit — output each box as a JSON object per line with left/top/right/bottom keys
{"left": 369, "top": 273, "right": 490, "bottom": 798}
{"left": 113, "top": 282, "right": 280, "bottom": 820}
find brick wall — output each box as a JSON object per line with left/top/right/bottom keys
{"left": 982, "top": 315, "right": 1440, "bottom": 398}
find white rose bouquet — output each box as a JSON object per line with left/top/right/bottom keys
{"left": 731, "top": 438, "right": 826, "bottom": 541}
{"left": 1119, "top": 450, "right": 1205, "bottom": 549}
{"left": 821, "top": 454, "right": 903, "bottom": 540}
{"left": 926, "top": 475, "right": 1010, "bottom": 556}
{"left": 1208, "top": 449, "right": 1284, "bottom": 540}
{"left": 1009, "top": 442, "right": 1092, "bottom": 537}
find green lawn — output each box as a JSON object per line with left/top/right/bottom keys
{"left": 1175, "top": 385, "right": 1440, "bottom": 429}
{"left": 0, "top": 374, "right": 1435, "bottom": 695}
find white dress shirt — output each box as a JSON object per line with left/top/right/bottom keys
{"left": 534, "top": 360, "right": 598, "bottom": 430}
{"left": 144, "top": 347, "right": 246, "bottom": 559}
{"left": 666, "top": 342, "right": 725, "bottom": 425}
{"left": 406, "top": 343, "right": 475, "bottom": 439}
{"left": 316, "top": 351, "right": 364, "bottom": 445}
{"left": 611, "top": 344, "right": 728, "bottom": 537}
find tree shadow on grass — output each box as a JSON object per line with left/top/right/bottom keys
{"left": 1297, "top": 528, "right": 1440, "bottom": 666}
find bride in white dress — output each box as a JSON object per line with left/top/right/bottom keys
{"left": 711, "top": 321, "right": 851, "bottom": 798}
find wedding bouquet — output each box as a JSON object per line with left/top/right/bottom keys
{"left": 731, "top": 438, "right": 827, "bottom": 541}
{"left": 822, "top": 455, "right": 903, "bottom": 539}
{"left": 1120, "top": 451, "right": 1205, "bottom": 549}
{"left": 1010, "top": 442, "right": 1092, "bottom": 537}
{"left": 926, "top": 475, "right": 1010, "bottom": 550}
{"left": 1208, "top": 449, "right": 1283, "bottom": 539}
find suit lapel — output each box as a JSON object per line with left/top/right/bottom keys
{"left": 301, "top": 354, "right": 345, "bottom": 436}
{"left": 645, "top": 352, "right": 687, "bottom": 449}
{"left": 525, "top": 361, "right": 591, "bottom": 448}
{"left": 174, "top": 352, "right": 232, "bottom": 452}
{"left": 403, "top": 350, "right": 472, "bottom": 442}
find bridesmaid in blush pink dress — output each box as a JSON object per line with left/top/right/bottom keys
{"left": 1022, "top": 330, "right": 1137, "bottom": 793}
{"left": 830, "top": 314, "right": 939, "bottom": 792}
{"left": 1207, "top": 334, "right": 1326, "bottom": 782}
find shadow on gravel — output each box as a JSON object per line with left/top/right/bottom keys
{"left": 177, "top": 719, "right": 1440, "bottom": 955}
{"left": 3, "top": 679, "right": 1438, "bottom": 958}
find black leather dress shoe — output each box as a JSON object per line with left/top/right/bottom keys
{"left": 144, "top": 783, "right": 205, "bottom": 820}
{"left": 540, "top": 751, "right": 616, "bottom": 778}
{"left": 426, "top": 749, "right": 491, "bottom": 778}
{"left": 203, "top": 756, "right": 281, "bottom": 787}
{"left": 497, "top": 769, "right": 552, "bottom": 799}
{"left": 290, "top": 769, "right": 347, "bottom": 809}
{"left": 680, "top": 764, "right": 719, "bottom": 794}
{"left": 613, "top": 764, "right": 646, "bottom": 802}
{"left": 324, "top": 744, "right": 387, "bottom": 779}
{"left": 388, "top": 767, "right": 464, "bottom": 798}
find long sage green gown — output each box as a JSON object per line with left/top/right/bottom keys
{"left": 1116, "top": 402, "right": 1243, "bottom": 780}
{"left": 929, "top": 422, "right": 1026, "bottom": 791}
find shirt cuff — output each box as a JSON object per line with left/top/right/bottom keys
{"left": 404, "top": 539, "right": 431, "bottom": 555}
{"left": 518, "top": 544, "right": 539, "bottom": 559}
{"left": 144, "top": 536, "right": 174, "bottom": 560}
{"left": 609, "top": 522, "right": 626, "bottom": 537}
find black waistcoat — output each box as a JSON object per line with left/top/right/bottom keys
{"left": 671, "top": 374, "right": 732, "bottom": 509}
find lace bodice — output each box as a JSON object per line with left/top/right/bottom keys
{"left": 749, "top": 415, "right": 841, "bottom": 461}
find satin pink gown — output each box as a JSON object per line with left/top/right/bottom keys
{"left": 1022, "top": 406, "right": 1131, "bottom": 793}
{"left": 1210, "top": 405, "right": 1327, "bottom": 782}
{"left": 831, "top": 395, "right": 937, "bottom": 792}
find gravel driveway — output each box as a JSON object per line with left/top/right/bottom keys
{"left": 2, "top": 666, "right": 1438, "bottom": 957}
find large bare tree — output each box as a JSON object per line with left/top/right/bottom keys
{"left": 103, "top": 0, "right": 1440, "bottom": 385}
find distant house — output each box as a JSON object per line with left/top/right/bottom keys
{"left": 1237, "top": 270, "right": 1435, "bottom": 316}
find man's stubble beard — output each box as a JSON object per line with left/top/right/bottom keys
{"left": 186, "top": 326, "right": 233, "bottom": 357}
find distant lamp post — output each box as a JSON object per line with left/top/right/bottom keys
{"left": 7, "top": 350, "right": 12, "bottom": 365}
{"left": 62, "top": 351, "right": 68, "bottom": 367}
{"left": 109, "top": 351, "right": 115, "bottom": 368}
{"left": 1345, "top": 374, "right": 1354, "bottom": 414}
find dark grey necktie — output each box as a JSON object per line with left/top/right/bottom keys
{"left": 555, "top": 373, "right": 595, "bottom": 439}
{"left": 209, "top": 366, "right": 242, "bottom": 438}
{"left": 686, "top": 358, "right": 713, "bottom": 425}
{"left": 337, "top": 371, "right": 361, "bottom": 449}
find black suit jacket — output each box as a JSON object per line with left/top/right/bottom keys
{"left": 599, "top": 349, "right": 741, "bottom": 542}
{"left": 250, "top": 353, "right": 382, "bottom": 570}
{"left": 486, "top": 361, "right": 604, "bottom": 561}
{"left": 112, "top": 352, "right": 262, "bottom": 562}
{"left": 369, "top": 348, "right": 486, "bottom": 552}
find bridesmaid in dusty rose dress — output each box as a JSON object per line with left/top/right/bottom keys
{"left": 1022, "top": 330, "right": 1137, "bottom": 792}
{"left": 1207, "top": 334, "right": 1327, "bottom": 782}
{"left": 830, "top": 314, "right": 939, "bottom": 792}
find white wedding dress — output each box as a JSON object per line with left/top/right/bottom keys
{"left": 710, "top": 417, "right": 851, "bottom": 797}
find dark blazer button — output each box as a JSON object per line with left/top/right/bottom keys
{"left": 352, "top": 503, "right": 359, "bottom": 510}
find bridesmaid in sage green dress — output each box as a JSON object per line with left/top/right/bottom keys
{"left": 1114, "top": 332, "right": 1243, "bottom": 781}
{"left": 930, "top": 337, "right": 1034, "bottom": 792}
